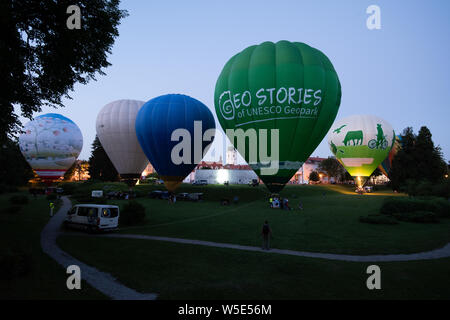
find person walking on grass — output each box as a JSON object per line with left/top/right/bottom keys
{"left": 261, "top": 220, "right": 272, "bottom": 250}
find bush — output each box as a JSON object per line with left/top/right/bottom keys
{"left": 392, "top": 211, "right": 439, "bottom": 223}
{"left": 46, "top": 193, "right": 57, "bottom": 201}
{"left": 0, "top": 205, "right": 22, "bottom": 215}
{"left": 0, "top": 184, "right": 18, "bottom": 194}
{"left": 380, "top": 198, "right": 440, "bottom": 215}
{"left": 359, "top": 214, "right": 398, "bottom": 225}
{"left": 60, "top": 183, "right": 78, "bottom": 195}
{"left": 71, "top": 194, "right": 107, "bottom": 204}
{"left": 9, "top": 195, "right": 29, "bottom": 205}
{"left": 0, "top": 249, "right": 32, "bottom": 280}
{"left": 432, "top": 179, "right": 450, "bottom": 198}
{"left": 119, "top": 201, "right": 146, "bottom": 226}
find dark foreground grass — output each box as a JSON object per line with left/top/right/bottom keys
{"left": 0, "top": 191, "right": 105, "bottom": 299}
{"left": 58, "top": 236, "right": 450, "bottom": 300}
{"left": 102, "top": 184, "right": 450, "bottom": 255}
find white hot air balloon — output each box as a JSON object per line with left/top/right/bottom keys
{"left": 19, "top": 113, "right": 83, "bottom": 185}
{"left": 96, "top": 100, "right": 149, "bottom": 186}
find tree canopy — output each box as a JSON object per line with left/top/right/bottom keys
{"left": 308, "top": 171, "right": 320, "bottom": 182}
{"left": 88, "top": 136, "right": 119, "bottom": 182}
{"left": 0, "top": 138, "right": 34, "bottom": 187}
{"left": 0, "top": 0, "right": 127, "bottom": 141}
{"left": 390, "top": 126, "right": 447, "bottom": 192}
{"left": 318, "top": 157, "right": 345, "bottom": 181}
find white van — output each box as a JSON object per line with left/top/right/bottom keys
{"left": 65, "top": 204, "right": 119, "bottom": 232}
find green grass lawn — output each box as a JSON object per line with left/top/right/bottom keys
{"left": 99, "top": 184, "right": 450, "bottom": 255}
{"left": 57, "top": 236, "right": 450, "bottom": 300}
{"left": 2, "top": 183, "right": 449, "bottom": 300}
{"left": 0, "top": 191, "right": 106, "bottom": 299}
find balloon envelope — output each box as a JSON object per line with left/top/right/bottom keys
{"left": 19, "top": 113, "right": 83, "bottom": 182}
{"left": 135, "top": 94, "right": 216, "bottom": 192}
{"left": 214, "top": 40, "right": 342, "bottom": 192}
{"left": 327, "top": 115, "right": 395, "bottom": 187}
{"left": 96, "top": 99, "right": 149, "bottom": 185}
{"left": 378, "top": 135, "right": 402, "bottom": 179}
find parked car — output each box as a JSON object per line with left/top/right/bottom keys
{"left": 148, "top": 190, "right": 163, "bottom": 199}
{"left": 64, "top": 204, "right": 119, "bottom": 233}
{"left": 148, "top": 190, "right": 170, "bottom": 200}
{"left": 188, "top": 193, "right": 204, "bottom": 202}
{"left": 176, "top": 193, "right": 190, "bottom": 201}
{"left": 193, "top": 180, "right": 208, "bottom": 186}
{"left": 364, "top": 186, "right": 374, "bottom": 193}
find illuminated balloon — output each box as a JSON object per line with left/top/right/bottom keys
{"left": 378, "top": 135, "right": 402, "bottom": 179}
{"left": 327, "top": 115, "right": 395, "bottom": 187}
{"left": 96, "top": 99, "right": 149, "bottom": 186}
{"left": 214, "top": 40, "right": 342, "bottom": 193}
{"left": 19, "top": 113, "right": 83, "bottom": 184}
{"left": 135, "top": 94, "right": 216, "bottom": 192}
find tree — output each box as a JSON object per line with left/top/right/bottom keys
{"left": 0, "top": 0, "right": 127, "bottom": 142}
{"left": 318, "top": 157, "right": 345, "bottom": 182}
{"left": 88, "top": 136, "right": 119, "bottom": 181}
{"left": 63, "top": 161, "right": 78, "bottom": 181}
{"left": 309, "top": 171, "right": 320, "bottom": 183}
{"left": 0, "top": 138, "right": 34, "bottom": 186}
{"left": 64, "top": 160, "right": 89, "bottom": 180}
{"left": 390, "top": 126, "right": 447, "bottom": 191}
{"left": 414, "top": 126, "right": 447, "bottom": 183}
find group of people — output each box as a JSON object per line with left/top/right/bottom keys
{"left": 269, "top": 195, "right": 292, "bottom": 210}
{"left": 268, "top": 194, "right": 305, "bottom": 211}
{"left": 168, "top": 192, "right": 177, "bottom": 203}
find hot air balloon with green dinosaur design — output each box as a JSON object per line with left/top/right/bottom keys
{"left": 214, "top": 40, "right": 342, "bottom": 193}
{"left": 327, "top": 115, "right": 395, "bottom": 189}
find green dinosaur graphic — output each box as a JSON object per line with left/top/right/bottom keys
{"left": 333, "top": 124, "right": 346, "bottom": 134}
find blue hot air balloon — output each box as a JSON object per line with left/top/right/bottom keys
{"left": 135, "top": 94, "right": 216, "bottom": 191}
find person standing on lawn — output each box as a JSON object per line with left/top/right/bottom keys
{"left": 261, "top": 220, "right": 272, "bottom": 250}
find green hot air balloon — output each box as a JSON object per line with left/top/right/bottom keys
{"left": 327, "top": 115, "right": 395, "bottom": 188}
{"left": 214, "top": 41, "right": 342, "bottom": 192}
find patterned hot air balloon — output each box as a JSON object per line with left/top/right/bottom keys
{"left": 327, "top": 115, "right": 395, "bottom": 188}
{"left": 214, "top": 40, "right": 341, "bottom": 192}
{"left": 19, "top": 113, "right": 83, "bottom": 184}
{"left": 378, "top": 135, "right": 402, "bottom": 179}
{"left": 96, "top": 99, "right": 149, "bottom": 186}
{"left": 135, "top": 94, "right": 216, "bottom": 192}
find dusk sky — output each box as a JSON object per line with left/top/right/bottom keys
{"left": 20, "top": 0, "right": 450, "bottom": 163}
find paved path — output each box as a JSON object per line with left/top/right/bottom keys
{"left": 92, "top": 233, "right": 450, "bottom": 262}
{"left": 41, "top": 196, "right": 157, "bottom": 300}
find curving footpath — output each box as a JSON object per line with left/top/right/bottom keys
{"left": 97, "top": 233, "right": 450, "bottom": 262}
{"left": 41, "top": 196, "right": 157, "bottom": 300}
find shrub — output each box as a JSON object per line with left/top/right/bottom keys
{"left": 71, "top": 195, "right": 107, "bottom": 204}
{"left": 46, "top": 193, "right": 57, "bottom": 201}
{"left": 0, "top": 249, "right": 32, "bottom": 280}
{"left": 119, "top": 201, "right": 146, "bottom": 226}
{"left": 432, "top": 179, "right": 449, "bottom": 198}
{"left": 60, "top": 183, "right": 78, "bottom": 195}
{"left": 392, "top": 211, "right": 439, "bottom": 223}
{"left": 380, "top": 198, "right": 439, "bottom": 215}
{"left": 359, "top": 214, "right": 398, "bottom": 225}
{"left": 0, "top": 184, "right": 18, "bottom": 194}
{"left": 0, "top": 205, "right": 22, "bottom": 215}
{"left": 9, "top": 195, "right": 29, "bottom": 205}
